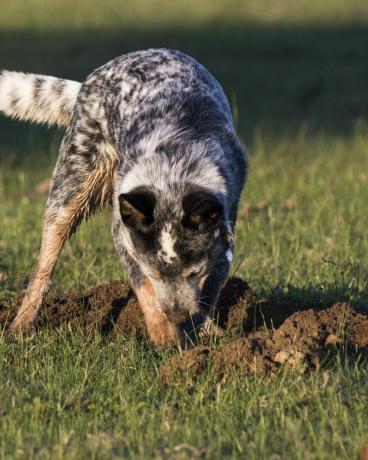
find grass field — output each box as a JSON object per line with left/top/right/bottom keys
{"left": 1, "top": 1, "right": 368, "bottom": 458}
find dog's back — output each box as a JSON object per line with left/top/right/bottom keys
{"left": 77, "top": 48, "right": 246, "bottom": 212}
{"left": 0, "top": 48, "right": 246, "bottom": 202}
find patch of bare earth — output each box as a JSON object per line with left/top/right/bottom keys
{"left": 162, "top": 281, "right": 368, "bottom": 383}
{"left": 0, "top": 282, "right": 146, "bottom": 338}
{"left": 1, "top": 277, "right": 368, "bottom": 383}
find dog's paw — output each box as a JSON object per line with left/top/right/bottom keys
{"left": 197, "top": 318, "right": 225, "bottom": 339}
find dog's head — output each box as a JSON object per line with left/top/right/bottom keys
{"left": 118, "top": 184, "right": 233, "bottom": 322}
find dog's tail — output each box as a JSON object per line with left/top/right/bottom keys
{"left": 0, "top": 71, "right": 81, "bottom": 128}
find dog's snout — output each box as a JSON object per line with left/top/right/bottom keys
{"left": 164, "top": 297, "right": 201, "bottom": 323}
{"left": 165, "top": 299, "right": 187, "bottom": 322}
{"left": 148, "top": 269, "right": 202, "bottom": 323}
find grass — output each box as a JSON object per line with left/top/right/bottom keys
{"left": 1, "top": 331, "right": 368, "bottom": 459}
{"left": 1, "top": 0, "right": 368, "bottom": 458}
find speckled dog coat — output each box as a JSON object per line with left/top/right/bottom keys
{"left": 0, "top": 49, "right": 247, "bottom": 346}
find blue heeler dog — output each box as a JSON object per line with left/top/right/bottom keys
{"left": 0, "top": 49, "right": 246, "bottom": 347}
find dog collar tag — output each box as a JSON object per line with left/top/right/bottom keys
{"left": 225, "top": 249, "right": 233, "bottom": 262}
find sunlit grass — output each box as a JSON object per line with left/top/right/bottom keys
{"left": 1, "top": 0, "right": 368, "bottom": 30}
{"left": 1, "top": 127, "right": 368, "bottom": 458}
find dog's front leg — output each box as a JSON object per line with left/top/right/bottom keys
{"left": 198, "top": 258, "right": 230, "bottom": 336}
{"left": 10, "top": 131, "right": 117, "bottom": 332}
{"left": 134, "top": 278, "right": 181, "bottom": 348}
{"left": 10, "top": 214, "right": 73, "bottom": 331}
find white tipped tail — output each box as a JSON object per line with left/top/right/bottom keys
{"left": 0, "top": 71, "right": 81, "bottom": 128}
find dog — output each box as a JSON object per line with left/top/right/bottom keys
{"left": 0, "top": 49, "right": 247, "bottom": 347}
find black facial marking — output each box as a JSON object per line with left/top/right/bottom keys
{"left": 182, "top": 189, "right": 223, "bottom": 232}
{"left": 119, "top": 187, "right": 156, "bottom": 228}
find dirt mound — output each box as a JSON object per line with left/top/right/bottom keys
{"left": 0, "top": 281, "right": 146, "bottom": 338}
{"left": 1, "top": 277, "right": 368, "bottom": 382}
{"left": 161, "top": 302, "right": 368, "bottom": 383}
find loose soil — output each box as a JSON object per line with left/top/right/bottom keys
{"left": 1, "top": 277, "right": 368, "bottom": 382}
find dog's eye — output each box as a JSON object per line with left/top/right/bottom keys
{"left": 187, "top": 269, "right": 201, "bottom": 279}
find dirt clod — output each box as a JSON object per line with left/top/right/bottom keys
{"left": 1, "top": 277, "right": 367, "bottom": 383}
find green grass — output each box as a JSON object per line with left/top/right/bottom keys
{"left": 1, "top": 1, "right": 368, "bottom": 458}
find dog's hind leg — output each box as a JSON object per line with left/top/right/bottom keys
{"left": 10, "top": 129, "right": 118, "bottom": 332}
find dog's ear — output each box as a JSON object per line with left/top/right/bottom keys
{"left": 119, "top": 188, "right": 156, "bottom": 228}
{"left": 182, "top": 190, "right": 223, "bottom": 231}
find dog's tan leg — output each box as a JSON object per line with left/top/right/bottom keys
{"left": 10, "top": 203, "right": 84, "bottom": 331}
{"left": 10, "top": 223, "right": 64, "bottom": 331}
{"left": 135, "top": 278, "right": 181, "bottom": 348}
{"left": 10, "top": 134, "right": 118, "bottom": 332}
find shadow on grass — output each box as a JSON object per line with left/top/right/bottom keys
{"left": 263, "top": 280, "right": 368, "bottom": 313}
{"left": 1, "top": 21, "right": 368, "bottom": 165}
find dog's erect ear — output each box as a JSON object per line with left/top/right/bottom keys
{"left": 182, "top": 190, "right": 223, "bottom": 231}
{"left": 119, "top": 188, "right": 156, "bottom": 228}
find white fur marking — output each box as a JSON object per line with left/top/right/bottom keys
{"left": 159, "top": 224, "right": 177, "bottom": 262}
{"left": 119, "top": 125, "right": 227, "bottom": 196}
{"left": 225, "top": 249, "right": 233, "bottom": 262}
{"left": 0, "top": 71, "right": 81, "bottom": 127}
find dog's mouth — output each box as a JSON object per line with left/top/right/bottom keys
{"left": 147, "top": 273, "right": 203, "bottom": 324}
{"left": 163, "top": 306, "right": 193, "bottom": 323}
{"left": 165, "top": 309, "right": 190, "bottom": 323}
